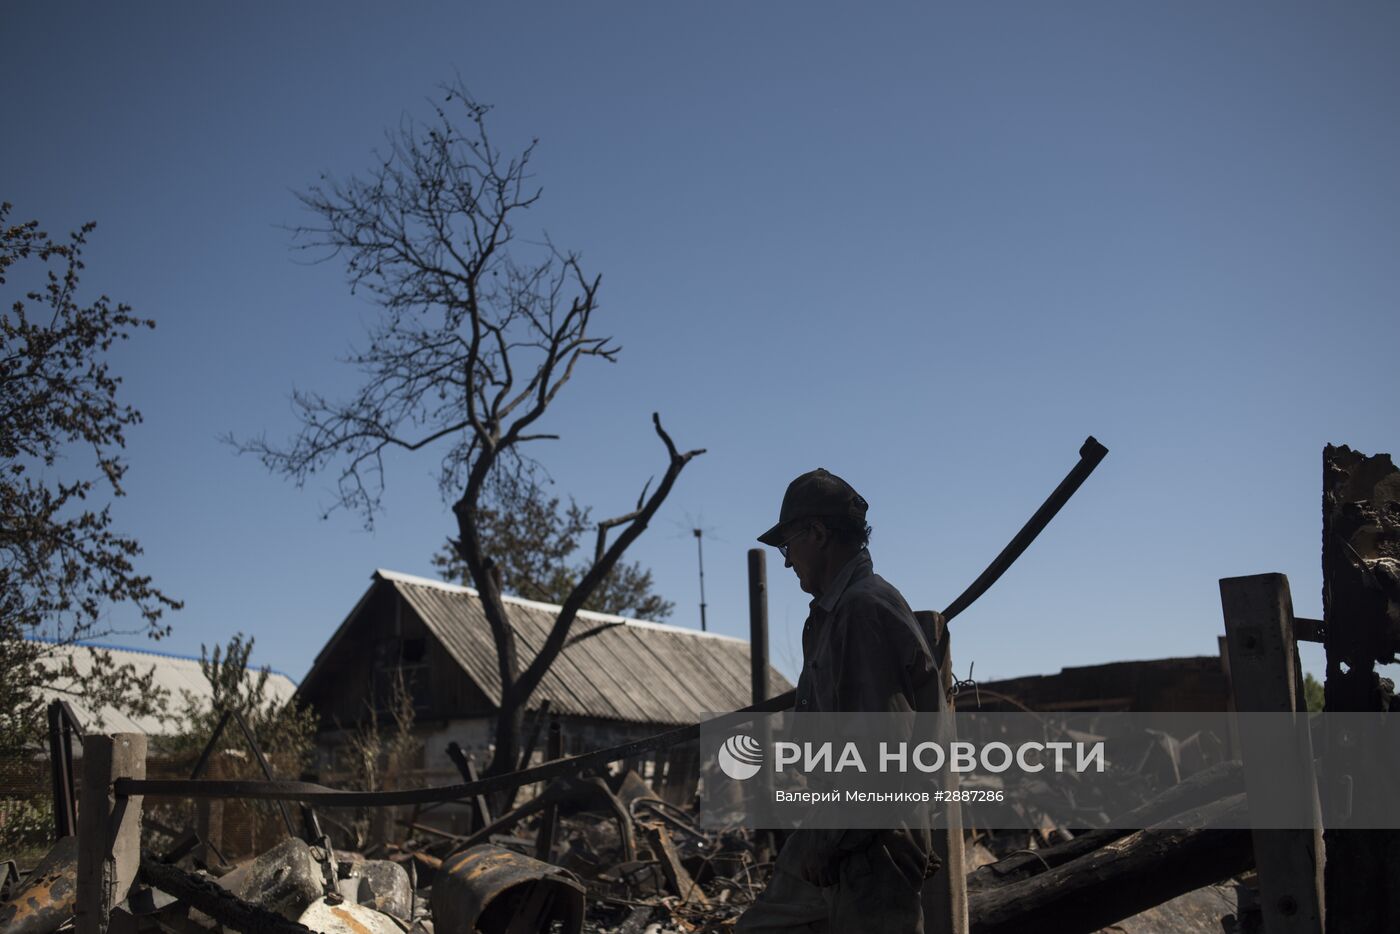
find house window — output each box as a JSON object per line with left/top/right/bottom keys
{"left": 373, "top": 659, "right": 432, "bottom": 715}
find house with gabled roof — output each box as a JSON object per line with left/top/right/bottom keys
{"left": 297, "top": 569, "right": 792, "bottom": 778}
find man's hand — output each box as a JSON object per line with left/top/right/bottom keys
{"left": 793, "top": 831, "right": 843, "bottom": 887}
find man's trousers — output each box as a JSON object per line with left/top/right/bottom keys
{"left": 735, "top": 829, "right": 930, "bottom": 933}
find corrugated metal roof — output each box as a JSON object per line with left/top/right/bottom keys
{"left": 375, "top": 569, "right": 793, "bottom": 727}
{"left": 33, "top": 642, "right": 298, "bottom": 736}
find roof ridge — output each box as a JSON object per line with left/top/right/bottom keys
{"left": 374, "top": 567, "right": 747, "bottom": 644}
{"left": 28, "top": 637, "right": 300, "bottom": 684}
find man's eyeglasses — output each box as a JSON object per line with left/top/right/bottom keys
{"left": 777, "top": 525, "right": 811, "bottom": 560}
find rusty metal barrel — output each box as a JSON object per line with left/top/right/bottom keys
{"left": 0, "top": 837, "right": 78, "bottom": 934}
{"left": 430, "top": 844, "right": 584, "bottom": 934}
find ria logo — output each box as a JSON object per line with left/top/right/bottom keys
{"left": 718, "top": 734, "right": 764, "bottom": 780}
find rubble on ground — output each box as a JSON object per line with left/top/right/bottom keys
{"left": 3, "top": 749, "right": 1262, "bottom": 934}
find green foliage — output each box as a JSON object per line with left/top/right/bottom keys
{"left": 0, "top": 201, "right": 178, "bottom": 751}
{"left": 165, "top": 634, "right": 318, "bottom": 775}
{"left": 432, "top": 482, "right": 674, "bottom": 621}
{"left": 139, "top": 634, "right": 318, "bottom": 858}
{"left": 0, "top": 795, "right": 54, "bottom": 865}
{"left": 1303, "top": 672, "right": 1324, "bottom": 713}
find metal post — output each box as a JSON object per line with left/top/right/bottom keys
{"left": 747, "top": 549, "right": 769, "bottom": 706}
{"left": 76, "top": 734, "right": 146, "bottom": 934}
{"left": 47, "top": 701, "right": 78, "bottom": 840}
{"left": 1220, "top": 573, "right": 1324, "bottom": 933}
{"left": 695, "top": 529, "right": 708, "bottom": 632}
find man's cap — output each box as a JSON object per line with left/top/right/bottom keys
{"left": 757, "top": 468, "right": 869, "bottom": 546}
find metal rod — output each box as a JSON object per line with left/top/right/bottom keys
{"left": 229, "top": 708, "right": 298, "bottom": 839}
{"left": 396, "top": 819, "right": 465, "bottom": 842}
{"left": 695, "top": 528, "right": 708, "bottom": 632}
{"left": 941, "top": 436, "right": 1108, "bottom": 623}
{"left": 117, "top": 689, "right": 798, "bottom": 806}
{"left": 47, "top": 701, "right": 77, "bottom": 839}
{"left": 60, "top": 720, "right": 76, "bottom": 838}
{"left": 189, "top": 710, "right": 232, "bottom": 780}
{"left": 59, "top": 703, "right": 80, "bottom": 841}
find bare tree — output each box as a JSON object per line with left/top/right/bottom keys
{"left": 236, "top": 85, "right": 703, "bottom": 775}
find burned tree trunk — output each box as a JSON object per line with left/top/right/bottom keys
{"left": 1321, "top": 444, "right": 1400, "bottom": 934}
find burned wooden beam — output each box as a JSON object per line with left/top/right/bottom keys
{"left": 968, "top": 796, "right": 1252, "bottom": 934}
{"left": 138, "top": 857, "right": 315, "bottom": 934}
{"left": 641, "top": 824, "right": 708, "bottom": 907}
{"left": 445, "top": 742, "right": 493, "bottom": 832}
{"left": 1294, "top": 616, "right": 1325, "bottom": 644}
{"left": 1322, "top": 443, "right": 1400, "bottom": 934}
{"left": 967, "top": 758, "right": 1244, "bottom": 891}
{"left": 616, "top": 905, "right": 655, "bottom": 933}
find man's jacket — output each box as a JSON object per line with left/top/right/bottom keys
{"left": 794, "top": 550, "right": 940, "bottom": 715}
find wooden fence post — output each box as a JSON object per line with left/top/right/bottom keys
{"left": 916, "top": 610, "right": 968, "bottom": 934}
{"left": 75, "top": 733, "right": 146, "bottom": 934}
{"left": 534, "top": 715, "right": 563, "bottom": 861}
{"left": 1220, "top": 573, "right": 1324, "bottom": 933}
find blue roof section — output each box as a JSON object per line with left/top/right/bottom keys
{"left": 26, "top": 636, "right": 300, "bottom": 685}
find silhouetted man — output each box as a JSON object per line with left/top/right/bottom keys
{"left": 737, "top": 468, "right": 939, "bottom": 933}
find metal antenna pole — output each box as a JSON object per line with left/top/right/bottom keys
{"left": 694, "top": 528, "right": 708, "bottom": 632}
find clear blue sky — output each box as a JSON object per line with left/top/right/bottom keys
{"left": 5, "top": 2, "right": 1397, "bottom": 687}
